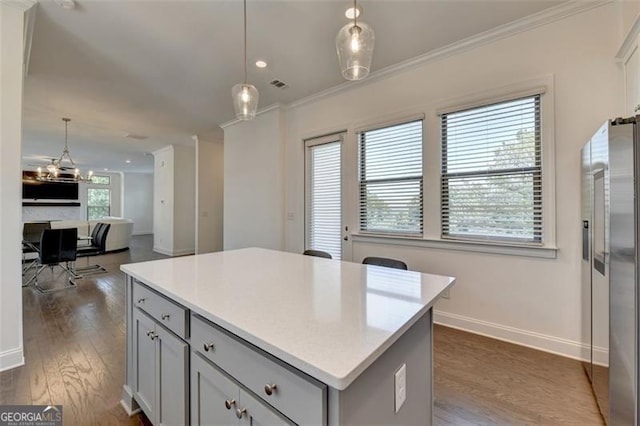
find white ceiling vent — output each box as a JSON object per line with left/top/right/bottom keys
{"left": 55, "top": 0, "right": 76, "bottom": 9}
{"left": 269, "top": 79, "right": 288, "bottom": 89}
{"left": 124, "top": 133, "right": 148, "bottom": 140}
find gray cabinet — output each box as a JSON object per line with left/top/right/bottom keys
{"left": 133, "top": 308, "right": 189, "bottom": 425}
{"left": 133, "top": 308, "right": 157, "bottom": 418}
{"left": 191, "top": 352, "right": 292, "bottom": 426}
{"left": 190, "top": 314, "right": 326, "bottom": 425}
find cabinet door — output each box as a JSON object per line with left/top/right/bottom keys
{"left": 133, "top": 309, "right": 157, "bottom": 422}
{"left": 239, "top": 389, "right": 294, "bottom": 426}
{"left": 191, "top": 352, "right": 239, "bottom": 426}
{"left": 624, "top": 37, "right": 640, "bottom": 115}
{"left": 157, "top": 325, "right": 189, "bottom": 426}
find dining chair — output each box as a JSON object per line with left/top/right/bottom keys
{"left": 76, "top": 223, "right": 111, "bottom": 274}
{"left": 362, "top": 256, "right": 408, "bottom": 270}
{"left": 22, "top": 222, "right": 51, "bottom": 277}
{"left": 303, "top": 249, "right": 333, "bottom": 259}
{"left": 24, "top": 228, "right": 78, "bottom": 293}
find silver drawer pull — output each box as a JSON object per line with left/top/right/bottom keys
{"left": 146, "top": 330, "right": 153, "bottom": 337}
{"left": 137, "top": 298, "right": 145, "bottom": 304}
{"left": 264, "top": 383, "right": 277, "bottom": 396}
{"left": 203, "top": 343, "right": 214, "bottom": 352}
{"left": 161, "top": 313, "right": 170, "bottom": 320}
{"left": 224, "top": 399, "right": 235, "bottom": 410}
{"left": 236, "top": 408, "right": 246, "bottom": 419}
{"left": 148, "top": 331, "right": 157, "bottom": 340}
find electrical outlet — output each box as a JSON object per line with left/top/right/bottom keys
{"left": 394, "top": 364, "right": 407, "bottom": 413}
{"left": 287, "top": 212, "right": 295, "bottom": 221}
{"left": 441, "top": 289, "right": 450, "bottom": 299}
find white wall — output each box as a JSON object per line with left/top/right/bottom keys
{"left": 153, "top": 144, "right": 196, "bottom": 256}
{"left": 223, "top": 108, "right": 285, "bottom": 251}
{"left": 195, "top": 130, "right": 224, "bottom": 254}
{"left": 173, "top": 144, "right": 196, "bottom": 254}
{"left": 123, "top": 172, "right": 153, "bottom": 235}
{"left": 618, "top": 0, "right": 640, "bottom": 43}
{"left": 225, "top": 4, "right": 625, "bottom": 361}
{"left": 0, "top": 1, "right": 30, "bottom": 371}
{"left": 153, "top": 146, "right": 174, "bottom": 253}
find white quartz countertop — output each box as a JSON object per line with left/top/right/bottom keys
{"left": 121, "top": 248, "right": 455, "bottom": 390}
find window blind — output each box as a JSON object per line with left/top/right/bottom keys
{"left": 359, "top": 120, "right": 423, "bottom": 235}
{"left": 307, "top": 141, "right": 342, "bottom": 260}
{"left": 441, "top": 95, "right": 542, "bottom": 243}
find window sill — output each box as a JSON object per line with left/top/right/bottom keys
{"left": 350, "top": 233, "right": 557, "bottom": 259}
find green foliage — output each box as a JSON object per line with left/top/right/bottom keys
{"left": 87, "top": 188, "right": 110, "bottom": 220}
{"left": 446, "top": 129, "right": 540, "bottom": 241}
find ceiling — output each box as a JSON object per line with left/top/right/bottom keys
{"left": 22, "top": 0, "right": 564, "bottom": 173}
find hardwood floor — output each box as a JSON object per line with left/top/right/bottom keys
{"left": 433, "top": 326, "right": 604, "bottom": 425}
{"left": 2, "top": 237, "right": 603, "bottom": 425}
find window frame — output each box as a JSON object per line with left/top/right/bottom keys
{"left": 357, "top": 117, "right": 424, "bottom": 237}
{"left": 303, "top": 133, "right": 345, "bottom": 260}
{"left": 440, "top": 94, "right": 543, "bottom": 245}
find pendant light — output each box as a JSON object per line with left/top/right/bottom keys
{"left": 336, "top": 0, "right": 375, "bottom": 81}
{"left": 232, "top": 0, "right": 259, "bottom": 120}
{"left": 36, "top": 118, "right": 93, "bottom": 183}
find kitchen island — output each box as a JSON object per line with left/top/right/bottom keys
{"left": 120, "top": 247, "right": 455, "bottom": 425}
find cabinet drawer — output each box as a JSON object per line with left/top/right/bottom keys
{"left": 133, "top": 280, "right": 188, "bottom": 339}
{"left": 191, "top": 314, "right": 326, "bottom": 425}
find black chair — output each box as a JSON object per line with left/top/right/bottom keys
{"left": 22, "top": 222, "right": 51, "bottom": 278}
{"left": 24, "top": 228, "right": 78, "bottom": 293}
{"left": 76, "top": 223, "right": 111, "bottom": 274}
{"left": 303, "top": 249, "right": 332, "bottom": 259}
{"left": 362, "top": 256, "right": 408, "bottom": 270}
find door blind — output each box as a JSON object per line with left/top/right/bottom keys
{"left": 441, "top": 95, "right": 542, "bottom": 243}
{"left": 358, "top": 120, "right": 423, "bottom": 235}
{"left": 307, "top": 141, "right": 342, "bottom": 260}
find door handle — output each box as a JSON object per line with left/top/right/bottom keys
{"left": 343, "top": 236, "right": 348, "bottom": 241}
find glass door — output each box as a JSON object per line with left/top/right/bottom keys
{"left": 304, "top": 133, "right": 348, "bottom": 260}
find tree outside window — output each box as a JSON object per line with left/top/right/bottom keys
{"left": 87, "top": 188, "right": 110, "bottom": 220}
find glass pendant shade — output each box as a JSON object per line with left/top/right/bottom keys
{"left": 336, "top": 21, "right": 375, "bottom": 81}
{"left": 232, "top": 83, "right": 259, "bottom": 121}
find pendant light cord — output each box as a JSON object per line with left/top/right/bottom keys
{"left": 353, "top": 0, "right": 357, "bottom": 27}
{"left": 64, "top": 118, "right": 69, "bottom": 150}
{"left": 243, "top": 0, "right": 248, "bottom": 85}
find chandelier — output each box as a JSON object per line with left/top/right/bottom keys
{"left": 36, "top": 118, "right": 93, "bottom": 183}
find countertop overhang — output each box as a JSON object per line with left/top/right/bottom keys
{"left": 121, "top": 247, "right": 455, "bottom": 389}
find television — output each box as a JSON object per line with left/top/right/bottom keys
{"left": 22, "top": 172, "right": 79, "bottom": 200}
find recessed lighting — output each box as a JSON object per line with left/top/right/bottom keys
{"left": 103, "top": 168, "right": 109, "bottom": 171}
{"left": 345, "top": 7, "right": 360, "bottom": 19}
{"left": 125, "top": 160, "right": 131, "bottom": 164}
{"left": 255, "top": 60, "right": 267, "bottom": 69}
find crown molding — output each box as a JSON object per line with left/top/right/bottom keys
{"left": 220, "top": 103, "right": 282, "bottom": 129}
{"left": 616, "top": 14, "right": 640, "bottom": 61}
{"left": 287, "top": 0, "right": 610, "bottom": 111}
{"left": 2, "top": 0, "right": 37, "bottom": 11}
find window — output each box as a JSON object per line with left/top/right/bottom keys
{"left": 90, "top": 175, "right": 110, "bottom": 185}
{"left": 358, "top": 120, "right": 423, "bottom": 235}
{"left": 305, "top": 136, "right": 343, "bottom": 260}
{"left": 87, "top": 188, "right": 111, "bottom": 220}
{"left": 440, "top": 95, "right": 542, "bottom": 243}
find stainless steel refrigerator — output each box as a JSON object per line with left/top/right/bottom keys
{"left": 581, "top": 116, "right": 639, "bottom": 425}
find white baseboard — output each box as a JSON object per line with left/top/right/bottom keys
{"left": 434, "top": 310, "right": 608, "bottom": 365}
{"left": 153, "top": 246, "right": 195, "bottom": 257}
{"left": 0, "top": 347, "right": 24, "bottom": 372}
